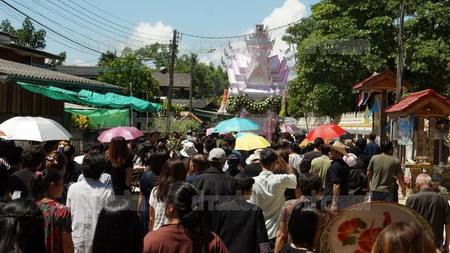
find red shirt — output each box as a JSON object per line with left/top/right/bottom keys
{"left": 143, "top": 224, "right": 228, "bottom": 253}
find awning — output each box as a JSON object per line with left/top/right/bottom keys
{"left": 17, "top": 82, "right": 162, "bottom": 112}
{"left": 65, "top": 108, "right": 129, "bottom": 128}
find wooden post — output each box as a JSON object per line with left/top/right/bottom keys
{"left": 380, "top": 90, "right": 388, "bottom": 143}
{"left": 417, "top": 117, "right": 424, "bottom": 156}
{"left": 428, "top": 117, "right": 436, "bottom": 164}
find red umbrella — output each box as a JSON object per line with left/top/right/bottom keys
{"left": 306, "top": 123, "right": 347, "bottom": 141}
{"left": 97, "top": 126, "right": 144, "bottom": 142}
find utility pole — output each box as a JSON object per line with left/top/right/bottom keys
{"left": 393, "top": 0, "right": 406, "bottom": 157}
{"left": 165, "top": 29, "right": 177, "bottom": 135}
{"left": 189, "top": 52, "right": 194, "bottom": 113}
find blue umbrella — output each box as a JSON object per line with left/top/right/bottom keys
{"left": 212, "top": 118, "right": 260, "bottom": 133}
{"left": 235, "top": 132, "right": 258, "bottom": 138}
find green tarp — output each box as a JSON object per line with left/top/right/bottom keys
{"left": 65, "top": 108, "right": 130, "bottom": 128}
{"left": 17, "top": 82, "right": 162, "bottom": 112}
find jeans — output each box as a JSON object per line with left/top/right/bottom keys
{"left": 370, "top": 191, "right": 394, "bottom": 202}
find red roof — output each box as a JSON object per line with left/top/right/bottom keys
{"left": 384, "top": 89, "right": 450, "bottom": 116}
{"left": 352, "top": 68, "right": 412, "bottom": 91}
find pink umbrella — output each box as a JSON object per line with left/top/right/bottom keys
{"left": 280, "top": 123, "right": 302, "bottom": 134}
{"left": 97, "top": 126, "right": 144, "bottom": 142}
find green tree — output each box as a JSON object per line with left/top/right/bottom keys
{"left": 0, "top": 19, "right": 15, "bottom": 34}
{"left": 98, "top": 50, "right": 118, "bottom": 67}
{"left": 1, "top": 17, "right": 47, "bottom": 49}
{"left": 46, "top": 52, "right": 66, "bottom": 67}
{"left": 404, "top": 0, "right": 450, "bottom": 95}
{"left": 285, "top": 0, "right": 449, "bottom": 118}
{"left": 285, "top": 0, "right": 399, "bottom": 118}
{"left": 97, "top": 53, "right": 161, "bottom": 101}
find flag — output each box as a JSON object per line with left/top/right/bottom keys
{"left": 369, "top": 101, "right": 379, "bottom": 114}
{"left": 363, "top": 105, "right": 370, "bottom": 124}
{"left": 357, "top": 91, "right": 371, "bottom": 106}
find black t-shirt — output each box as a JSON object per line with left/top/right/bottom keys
{"left": 9, "top": 168, "right": 35, "bottom": 199}
{"left": 324, "top": 159, "right": 350, "bottom": 197}
{"left": 105, "top": 156, "right": 133, "bottom": 195}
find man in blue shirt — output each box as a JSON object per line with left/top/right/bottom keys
{"left": 364, "top": 132, "right": 381, "bottom": 157}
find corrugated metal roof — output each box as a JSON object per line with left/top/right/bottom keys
{"left": 385, "top": 89, "right": 450, "bottom": 113}
{"left": 0, "top": 59, "right": 123, "bottom": 92}
{"left": 161, "top": 98, "right": 212, "bottom": 109}
{"left": 55, "top": 65, "right": 99, "bottom": 77}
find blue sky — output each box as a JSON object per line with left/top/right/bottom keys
{"left": 0, "top": 0, "right": 319, "bottom": 66}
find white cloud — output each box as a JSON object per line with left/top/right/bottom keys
{"left": 201, "top": 0, "right": 307, "bottom": 72}
{"left": 118, "top": 21, "right": 173, "bottom": 52}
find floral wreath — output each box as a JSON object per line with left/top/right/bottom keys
{"left": 226, "top": 95, "right": 281, "bottom": 114}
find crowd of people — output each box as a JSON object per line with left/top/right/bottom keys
{"left": 0, "top": 129, "right": 448, "bottom": 253}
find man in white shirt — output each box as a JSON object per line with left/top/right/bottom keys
{"left": 67, "top": 151, "right": 115, "bottom": 253}
{"left": 248, "top": 148, "right": 297, "bottom": 250}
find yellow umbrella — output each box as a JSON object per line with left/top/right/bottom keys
{"left": 235, "top": 135, "right": 271, "bottom": 151}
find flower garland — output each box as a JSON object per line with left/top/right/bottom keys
{"left": 226, "top": 95, "right": 281, "bottom": 114}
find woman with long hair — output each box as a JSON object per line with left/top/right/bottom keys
{"left": 149, "top": 158, "right": 187, "bottom": 231}
{"left": 143, "top": 181, "right": 228, "bottom": 253}
{"left": 31, "top": 168, "right": 74, "bottom": 253}
{"left": 0, "top": 198, "right": 46, "bottom": 253}
{"left": 280, "top": 201, "right": 328, "bottom": 253}
{"left": 105, "top": 136, "right": 133, "bottom": 195}
{"left": 371, "top": 221, "right": 437, "bottom": 253}
{"left": 137, "top": 148, "right": 170, "bottom": 234}
{"left": 92, "top": 199, "right": 143, "bottom": 253}
{"left": 45, "top": 151, "right": 69, "bottom": 204}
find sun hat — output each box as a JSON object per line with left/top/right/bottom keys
{"left": 208, "top": 148, "right": 226, "bottom": 162}
{"left": 245, "top": 149, "right": 263, "bottom": 164}
{"left": 180, "top": 142, "right": 198, "bottom": 158}
{"left": 328, "top": 141, "right": 348, "bottom": 156}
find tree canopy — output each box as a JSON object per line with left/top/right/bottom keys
{"left": 0, "top": 18, "right": 46, "bottom": 50}
{"left": 97, "top": 52, "right": 161, "bottom": 102}
{"left": 285, "top": 0, "right": 449, "bottom": 118}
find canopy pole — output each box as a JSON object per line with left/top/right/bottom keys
{"left": 130, "top": 82, "right": 133, "bottom": 127}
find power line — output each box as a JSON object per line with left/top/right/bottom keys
{"left": 1, "top": 0, "right": 104, "bottom": 54}
{"left": 0, "top": 2, "right": 99, "bottom": 58}
{"left": 179, "top": 19, "right": 303, "bottom": 40}
{"left": 42, "top": 0, "right": 167, "bottom": 46}
{"left": 64, "top": 0, "right": 172, "bottom": 39}
{"left": 78, "top": 0, "right": 172, "bottom": 34}
{"left": 11, "top": 0, "right": 113, "bottom": 51}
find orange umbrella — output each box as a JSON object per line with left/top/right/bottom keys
{"left": 306, "top": 123, "right": 347, "bottom": 141}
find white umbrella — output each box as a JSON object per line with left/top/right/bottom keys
{"left": 0, "top": 116, "right": 72, "bottom": 142}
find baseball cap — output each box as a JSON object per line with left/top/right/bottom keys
{"left": 208, "top": 148, "right": 226, "bottom": 162}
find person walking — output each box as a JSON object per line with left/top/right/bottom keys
{"left": 324, "top": 141, "right": 350, "bottom": 211}
{"left": 67, "top": 151, "right": 115, "bottom": 253}
{"left": 367, "top": 139, "right": 406, "bottom": 202}
{"left": 248, "top": 148, "right": 297, "bottom": 250}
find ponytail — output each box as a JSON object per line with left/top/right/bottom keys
{"left": 31, "top": 169, "right": 62, "bottom": 200}
{"left": 181, "top": 209, "right": 205, "bottom": 253}
{"left": 166, "top": 182, "right": 206, "bottom": 253}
